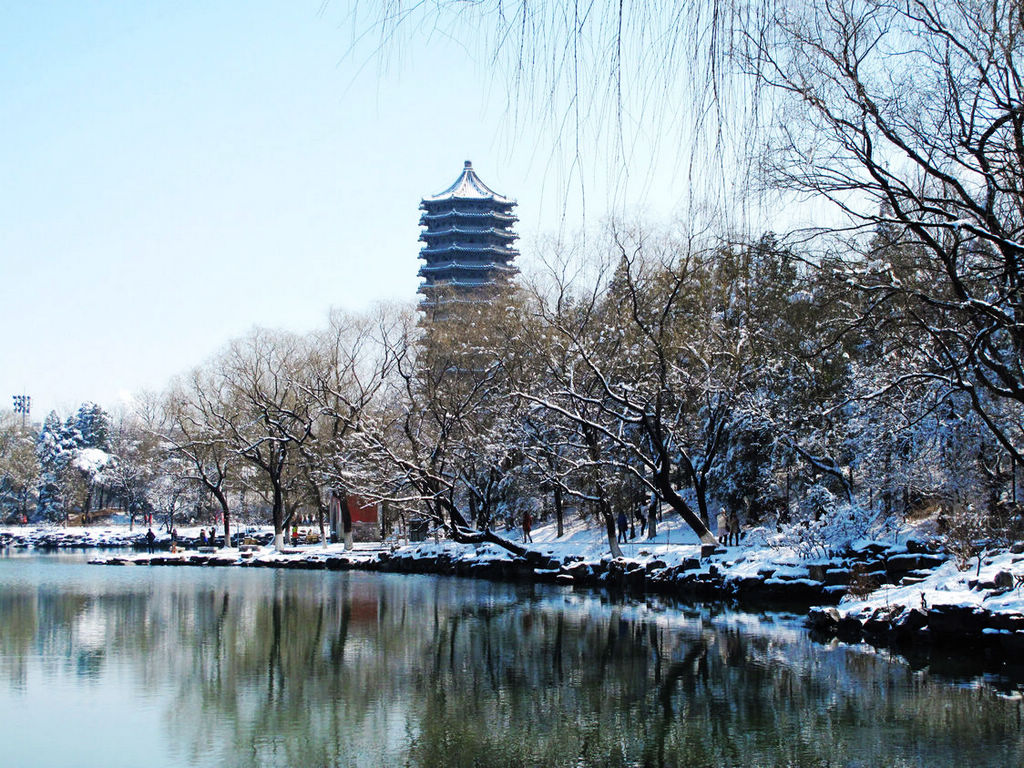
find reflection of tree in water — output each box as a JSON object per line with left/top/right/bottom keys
{"left": 0, "top": 578, "right": 170, "bottom": 688}
{"left": 0, "top": 590, "right": 37, "bottom": 688}
{"left": 2, "top": 567, "right": 1023, "bottom": 766}
{"left": 400, "top": 595, "right": 1024, "bottom": 768}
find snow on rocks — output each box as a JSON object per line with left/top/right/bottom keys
{"left": 810, "top": 547, "right": 1024, "bottom": 653}
{"left": 73, "top": 517, "right": 938, "bottom": 610}
{"left": 0, "top": 524, "right": 275, "bottom": 552}
{"left": 1, "top": 525, "right": 148, "bottom": 550}
{"left": 14, "top": 517, "right": 1024, "bottom": 654}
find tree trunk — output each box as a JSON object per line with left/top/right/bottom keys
{"left": 438, "top": 495, "right": 529, "bottom": 557}
{"left": 554, "top": 485, "right": 564, "bottom": 538}
{"left": 693, "top": 478, "right": 711, "bottom": 529}
{"left": 318, "top": 503, "right": 328, "bottom": 549}
{"left": 272, "top": 482, "right": 285, "bottom": 550}
{"left": 654, "top": 472, "right": 716, "bottom": 545}
{"left": 603, "top": 506, "right": 623, "bottom": 558}
{"left": 213, "top": 488, "right": 231, "bottom": 549}
{"left": 342, "top": 496, "right": 353, "bottom": 551}
{"left": 581, "top": 424, "right": 623, "bottom": 557}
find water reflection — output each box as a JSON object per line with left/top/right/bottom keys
{"left": 0, "top": 556, "right": 1021, "bottom": 767}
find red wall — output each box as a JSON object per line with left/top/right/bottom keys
{"left": 346, "top": 496, "right": 378, "bottom": 524}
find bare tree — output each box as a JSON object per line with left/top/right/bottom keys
{"left": 522, "top": 228, "right": 761, "bottom": 547}
{"left": 299, "top": 306, "right": 404, "bottom": 548}
{"left": 212, "top": 329, "right": 320, "bottom": 550}
{"left": 353, "top": 299, "right": 533, "bottom": 556}
{"left": 160, "top": 369, "right": 240, "bottom": 547}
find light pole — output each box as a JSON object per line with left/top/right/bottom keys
{"left": 12, "top": 394, "right": 30, "bottom": 429}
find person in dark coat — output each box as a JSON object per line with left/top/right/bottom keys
{"left": 617, "top": 511, "right": 628, "bottom": 543}
{"left": 634, "top": 504, "right": 647, "bottom": 539}
{"left": 145, "top": 528, "right": 156, "bottom": 554}
{"left": 522, "top": 511, "right": 533, "bottom": 543}
{"left": 728, "top": 511, "right": 741, "bottom": 547}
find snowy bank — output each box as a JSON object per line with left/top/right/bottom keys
{"left": 0, "top": 525, "right": 274, "bottom": 551}
{"left": 12, "top": 518, "right": 1024, "bottom": 654}
{"left": 808, "top": 545, "right": 1024, "bottom": 654}
{"left": 76, "top": 517, "right": 949, "bottom": 610}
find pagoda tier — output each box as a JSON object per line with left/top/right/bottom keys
{"left": 420, "top": 226, "right": 518, "bottom": 242}
{"left": 418, "top": 161, "right": 519, "bottom": 307}
{"left": 420, "top": 210, "right": 518, "bottom": 225}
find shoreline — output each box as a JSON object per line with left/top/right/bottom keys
{"left": 5, "top": 523, "right": 1024, "bottom": 663}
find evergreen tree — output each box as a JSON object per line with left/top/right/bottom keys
{"left": 70, "top": 402, "right": 110, "bottom": 450}
{"left": 35, "top": 411, "right": 68, "bottom": 521}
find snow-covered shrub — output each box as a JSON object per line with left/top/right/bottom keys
{"left": 775, "top": 490, "right": 873, "bottom": 559}
{"left": 941, "top": 502, "right": 990, "bottom": 572}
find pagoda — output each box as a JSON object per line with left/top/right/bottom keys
{"left": 418, "top": 161, "right": 519, "bottom": 309}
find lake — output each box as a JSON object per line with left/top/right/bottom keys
{"left": 0, "top": 552, "right": 1021, "bottom": 767}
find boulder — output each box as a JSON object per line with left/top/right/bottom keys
{"left": 863, "top": 605, "right": 901, "bottom": 636}
{"left": 823, "top": 567, "right": 852, "bottom": 586}
{"left": 892, "top": 607, "right": 929, "bottom": 638}
{"left": 836, "top": 616, "right": 863, "bottom": 640}
{"left": 625, "top": 567, "right": 647, "bottom": 590}
{"left": 700, "top": 544, "right": 719, "bottom": 559}
{"left": 806, "top": 606, "right": 840, "bottom": 631}
{"left": 927, "top": 604, "right": 988, "bottom": 640}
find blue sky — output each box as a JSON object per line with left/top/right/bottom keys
{"left": 0, "top": 0, "right": 728, "bottom": 419}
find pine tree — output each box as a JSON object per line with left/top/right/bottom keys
{"left": 70, "top": 402, "right": 110, "bottom": 450}
{"left": 35, "top": 411, "right": 68, "bottom": 521}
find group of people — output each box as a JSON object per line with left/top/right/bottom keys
{"left": 143, "top": 526, "right": 220, "bottom": 555}
{"left": 716, "top": 509, "right": 742, "bottom": 546}
{"left": 615, "top": 505, "right": 652, "bottom": 544}
{"left": 198, "top": 527, "right": 218, "bottom": 546}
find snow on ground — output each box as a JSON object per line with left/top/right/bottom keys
{"left": 523, "top": 514, "right": 705, "bottom": 563}
{"left": 840, "top": 550, "right": 1024, "bottom": 620}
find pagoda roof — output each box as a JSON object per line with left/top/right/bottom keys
{"left": 419, "top": 277, "right": 499, "bottom": 290}
{"left": 420, "top": 209, "right": 518, "bottom": 224}
{"left": 420, "top": 243, "right": 519, "bottom": 259}
{"left": 418, "top": 261, "right": 519, "bottom": 275}
{"left": 423, "top": 161, "right": 515, "bottom": 205}
{"left": 419, "top": 226, "right": 518, "bottom": 241}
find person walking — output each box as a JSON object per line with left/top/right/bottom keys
{"left": 635, "top": 503, "right": 647, "bottom": 539}
{"left": 522, "top": 511, "right": 533, "bottom": 543}
{"left": 617, "top": 511, "right": 628, "bottom": 544}
{"left": 717, "top": 510, "right": 729, "bottom": 546}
